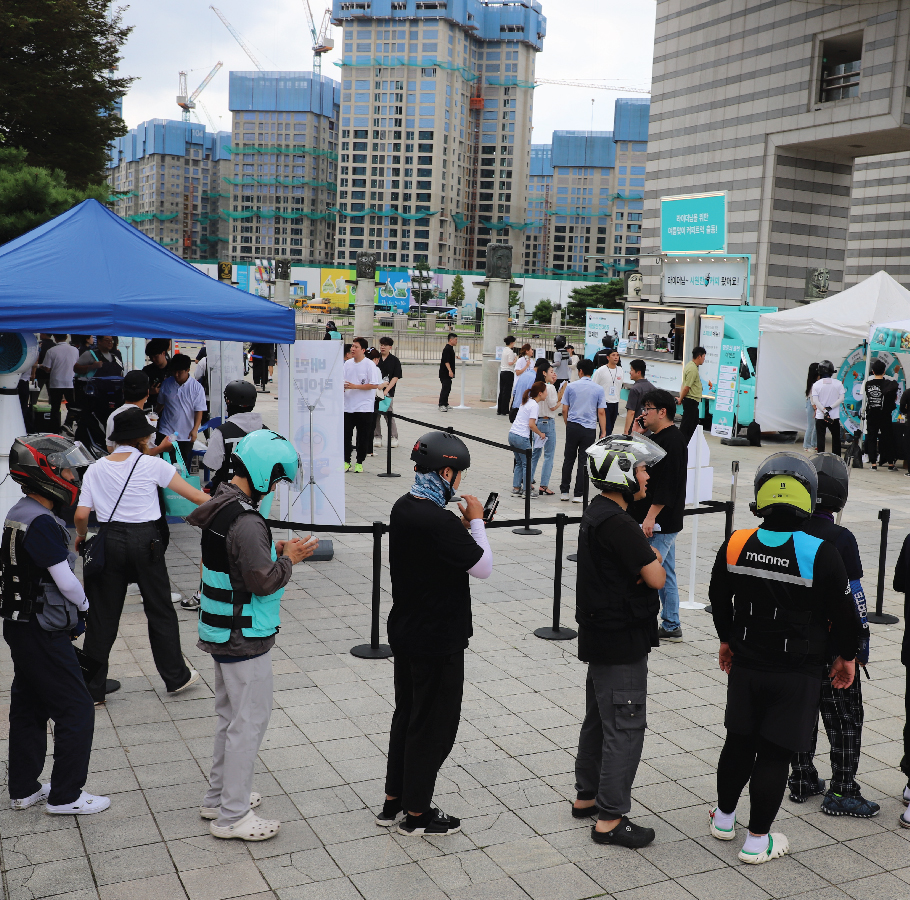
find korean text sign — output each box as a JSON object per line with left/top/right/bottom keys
{"left": 660, "top": 193, "right": 726, "bottom": 253}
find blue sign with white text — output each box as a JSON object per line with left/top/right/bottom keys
{"left": 660, "top": 194, "right": 726, "bottom": 253}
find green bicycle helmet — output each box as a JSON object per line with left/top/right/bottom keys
{"left": 231, "top": 429, "right": 300, "bottom": 495}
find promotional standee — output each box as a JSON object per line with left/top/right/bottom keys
{"left": 584, "top": 309, "right": 623, "bottom": 361}
{"left": 277, "top": 341, "right": 345, "bottom": 530}
{"left": 206, "top": 342, "right": 245, "bottom": 422}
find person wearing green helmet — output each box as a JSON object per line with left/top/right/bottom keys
{"left": 707, "top": 451, "right": 861, "bottom": 865}
{"left": 187, "top": 429, "right": 318, "bottom": 842}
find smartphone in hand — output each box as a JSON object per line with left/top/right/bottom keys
{"left": 483, "top": 491, "right": 499, "bottom": 523}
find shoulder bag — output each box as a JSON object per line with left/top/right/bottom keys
{"left": 81, "top": 455, "right": 142, "bottom": 579}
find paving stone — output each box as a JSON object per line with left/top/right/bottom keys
{"left": 512, "top": 861, "right": 604, "bottom": 900}
{"left": 4, "top": 855, "right": 96, "bottom": 899}
{"left": 178, "top": 860, "right": 271, "bottom": 900}
{"left": 1, "top": 826, "right": 86, "bottom": 868}
{"left": 275, "top": 877, "right": 365, "bottom": 900}
{"left": 639, "top": 838, "right": 727, "bottom": 878}
{"left": 678, "top": 866, "right": 772, "bottom": 900}
{"left": 482, "top": 835, "right": 569, "bottom": 875}
{"left": 350, "top": 862, "right": 448, "bottom": 900}
{"left": 257, "top": 847, "right": 344, "bottom": 889}
{"left": 97, "top": 872, "right": 188, "bottom": 900}
{"left": 794, "top": 842, "right": 884, "bottom": 883}
{"left": 88, "top": 841, "right": 176, "bottom": 886}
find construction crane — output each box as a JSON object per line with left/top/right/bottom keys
{"left": 210, "top": 6, "right": 264, "bottom": 71}
{"left": 535, "top": 79, "right": 651, "bottom": 95}
{"left": 193, "top": 99, "right": 220, "bottom": 132}
{"left": 301, "top": 0, "right": 334, "bottom": 78}
{"left": 177, "top": 61, "right": 223, "bottom": 122}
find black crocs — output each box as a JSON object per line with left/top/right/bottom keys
{"left": 591, "top": 816, "right": 655, "bottom": 848}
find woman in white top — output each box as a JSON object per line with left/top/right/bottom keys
{"left": 497, "top": 335, "right": 518, "bottom": 416}
{"left": 567, "top": 345, "right": 580, "bottom": 381}
{"left": 74, "top": 407, "right": 210, "bottom": 704}
{"left": 514, "top": 343, "right": 534, "bottom": 378}
{"left": 531, "top": 364, "right": 561, "bottom": 496}
{"left": 508, "top": 381, "right": 547, "bottom": 497}
{"left": 592, "top": 348, "right": 624, "bottom": 434}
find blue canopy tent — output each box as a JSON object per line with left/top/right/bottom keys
{"left": 0, "top": 199, "right": 294, "bottom": 342}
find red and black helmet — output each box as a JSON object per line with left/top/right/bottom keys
{"left": 9, "top": 435, "right": 94, "bottom": 507}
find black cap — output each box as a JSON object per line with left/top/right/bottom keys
{"left": 109, "top": 406, "right": 156, "bottom": 443}
{"left": 123, "top": 370, "right": 150, "bottom": 393}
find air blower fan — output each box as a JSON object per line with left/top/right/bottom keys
{"left": 0, "top": 333, "right": 38, "bottom": 525}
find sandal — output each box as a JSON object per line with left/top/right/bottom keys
{"left": 538, "top": 487, "right": 555, "bottom": 495}
{"left": 200, "top": 792, "right": 262, "bottom": 820}
{"left": 210, "top": 809, "right": 280, "bottom": 841}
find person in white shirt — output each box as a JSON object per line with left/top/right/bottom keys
{"left": 39, "top": 335, "right": 80, "bottom": 432}
{"left": 508, "top": 381, "right": 548, "bottom": 497}
{"left": 156, "top": 353, "right": 207, "bottom": 468}
{"left": 514, "top": 343, "right": 534, "bottom": 378}
{"left": 592, "top": 349, "right": 624, "bottom": 434}
{"left": 498, "top": 336, "right": 518, "bottom": 416}
{"left": 811, "top": 360, "right": 846, "bottom": 455}
{"left": 532, "top": 364, "right": 562, "bottom": 496}
{"left": 74, "top": 406, "right": 209, "bottom": 705}
{"left": 567, "top": 345, "right": 580, "bottom": 381}
{"left": 343, "top": 337, "right": 382, "bottom": 473}
{"left": 105, "top": 371, "right": 172, "bottom": 456}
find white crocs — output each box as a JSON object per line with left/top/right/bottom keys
{"left": 46, "top": 791, "right": 111, "bottom": 815}
{"left": 11, "top": 783, "right": 50, "bottom": 810}
{"left": 200, "top": 792, "right": 262, "bottom": 820}
{"left": 738, "top": 832, "right": 790, "bottom": 864}
{"left": 210, "top": 809, "right": 280, "bottom": 841}
{"left": 709, "top": 806, "right": 736, "bottom": 841}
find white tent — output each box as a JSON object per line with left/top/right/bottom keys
{"left": 755, "top": 271, "right": 910, "bottom": 432}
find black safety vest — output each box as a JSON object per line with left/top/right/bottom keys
{"left": 725, "top": 528, "right": 829, "bottom": 664}
{"left": 0, "top": 497, "right": 68, "bottom": 622}
{"left": 211, "top": 421, "right": 248, "bottom": 488}
{"left": 575, "top": 496, "right": 660, "bottom": 632}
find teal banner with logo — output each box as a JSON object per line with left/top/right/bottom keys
{"left": 660, "top": 194, "right": 726, "bottom": 253}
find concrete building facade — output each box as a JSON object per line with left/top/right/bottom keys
{"left": 330, "top": 0, "right": 546, "bottom": 270}
{"left": 643, "top": 1, "right": 910, "bottom": 307}
{"left": 522, "top": 142, "right": 552, "bottom": 275}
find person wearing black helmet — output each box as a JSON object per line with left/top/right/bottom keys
{"left": 203, "top": 381, "right": 262, "bottom": 492}
{"left": 592, "top": 335, "right": 614, "bottom": 370}
{"left": 707, "top": 451, "right": 860, "bottom": 865}
{"left": 572, "top": 434, "right": 667, "bottom": 848}
{"left": 1, "top": 435, "right": 111, "bottom": 815}
{"left": 811, "top": 360, "right": 845, "bottom": 455}
{"left": 788, "top": 453, "right": 877, "bottom": 817}
{"left": 378, "top": 431, "right": 492, "bottom": 838}
{"left": 552, "top": 335, "right": 570, "bottom": 390}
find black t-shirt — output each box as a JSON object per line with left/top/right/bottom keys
{"left": 865, "top": 377, "right": 898, "bottom": 414}
{"left": 578, "top": 504, "right": 659, "bottom": 665}
{"left": 387, "top": 493, "right": 483, "bottom": 655}
{"left": 801, "top": 514, "right": 862, "bottom": 581}
{"left": 142, "top": 360, "right": 170, "bottom": 395}
{"left": 439, "top": 344, "right": 456, "bottom": 378}
{"left": 628, "top": 425, "right": 687, "bottom": 533}
{"left": 377, "top": 353, "right": 403, "bottom": 397}
{"left": 22, "top": 514, "right": 70, "bottom": 569}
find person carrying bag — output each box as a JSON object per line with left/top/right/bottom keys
{"left": 74, "top": 407, "right": 210, "bottom": 705}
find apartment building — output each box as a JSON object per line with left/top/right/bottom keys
{"left": 226, "top": 71, "right": 341, "bottom": 264}
{"left": 331, "top": 0, "right": 546, "bottom": 270}
{"left": 522, "top": 142, "right": 551, "bottom": 275}
{"left": 107, "top": 120, "right": 231, "bottom": 260}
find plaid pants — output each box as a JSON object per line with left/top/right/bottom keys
{"left": 789, "top": 669, "right": 864, "bottom": 798}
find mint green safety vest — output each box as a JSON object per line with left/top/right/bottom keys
{"left": 197, "top": 498, "right": 283, "bottom": 644}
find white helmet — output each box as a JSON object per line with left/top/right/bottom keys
{"left": 585, "top": 433, "right": 666, "bottom": 498}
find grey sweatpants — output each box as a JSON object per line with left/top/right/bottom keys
{"left": 574, "top": 657, "right": 648, "bottom": 818}
{"left": 203, "top": 652, "right": 273, "bottom": 826}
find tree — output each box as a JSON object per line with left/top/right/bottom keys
{"left": 449, "top": 273, "right": 465, "bottom": 305}
{"left": 565, "top": 279, "right": 625, "bottom": 326}
{"left": 0, "top": 148, "right": 108, "bottom": 244}
{"left": 411, "top": 259, "right": 434, "bottom": 307}
{"left": 0, "top": 0, "right": 134, "bottom": 189}
{"left": 529, "top": 298, "right": 555, "bottom": 324}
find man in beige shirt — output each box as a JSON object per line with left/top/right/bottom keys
{"left": 675, "top": 346, "right": 705, "bottom": 446}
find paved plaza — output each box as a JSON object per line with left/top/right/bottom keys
{"left": 2, "top": 363, "right": 910, "bottom": 900}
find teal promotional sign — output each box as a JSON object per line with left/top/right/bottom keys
{"left": 660, "top": 193, "right": 726, "bottom": 253}
{"left": 870, "top": 325, "right": 910, "bottom": 353}
{"left": 837, "top": 345, "right": 906, "bottom": 433}
{"left": 376, "top": 270, "right": 410, "bottom": 314}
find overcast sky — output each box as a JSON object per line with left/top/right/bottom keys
{"left": 115, "top": 0, "right": 656, "bottom": 141}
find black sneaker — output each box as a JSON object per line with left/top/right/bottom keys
{"left": 591, "top": 816, "right": 655, "bottom": 848}
{"left": 789, "top": 776, "right": 825, "bottom": 803}
{"left": 657, "top": 626, "right": 683, "bottom": 642}
{"left": 105, "top": 679, "right": 121, "bottom": 696}
{"left": 821, "top": 792, "right": 880, "bottom": 818}
{"left": 397, "top": 808, "right": 461, "bottom": 836}
{"left": 181, "top": 594, "right": 201, "bottom": 611}
{"left": 375, "top": 798, "right": 404, "bottom": 827}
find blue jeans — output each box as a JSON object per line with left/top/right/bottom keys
{"left": 509, "top": 432, "right": 533, "bottom": 491}
{"left": 803, "top": 397, "right": 817, "bottom": 450}
{"left": 531, "top": 418, "right": 557, "bottom": 488}
{"left": 648, "top": 531, "right": 680, "bottom": 631}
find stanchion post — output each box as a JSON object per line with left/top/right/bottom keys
{"left": 351, "top": 522, "right": 394, "bottom": 658}
{"left": 535, "top": 512, "right": 577, "bottom": 640}
{"left": 377, "top": 414, "right": 400, "bottom": 478}
{"left": 513, "top": 447, "right": 542, "bottom": 535}
{"left": 868, "top": 508, "right": 899, "bottom": 625}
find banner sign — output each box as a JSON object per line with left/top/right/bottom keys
{"left": 320, "top": 268, "right": 355, "bottom": 309}
{"left": 660, "top": 193, "right": 726, "bottom": 253}
{"left": 277, "top": 341, "right": 345, "bottom": 526}
{"left": 711, "top": 345, "right": 741, "bottom": 438}
{"left": 663, "top": 259, "right": 746, "bottom": 300}
{"left": 698, "top": 315, "right": 723, "bottom": 398}
{"left": 377, "top": 270, "right": 411, "bottom": 313}
{"left": 585, "top": 309, "right": 623, "bottom": 361}
{"left": 207, "top": 342, "right": 245, "bottom": 422}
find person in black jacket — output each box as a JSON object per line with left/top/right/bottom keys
{"left": 894, "top": 530, "right": 910, "bottom": 825}
{"left": 572, "top": 434, "right": 667, "bottom": 848}
{"left": 438, "top": 333, "right": 457, "bottom": 412}
{"left": 864, "top": 358, "right": 899, "bottom": 470}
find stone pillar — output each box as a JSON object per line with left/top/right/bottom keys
{"left": 480, "top": 245, "right": 514, "bottom": 403}
{"left": 550, "top": 309, "right": 561, "bottom": 330}
{"left": 393, "top": 314, "right": 408, "bottom": 334}
{"left": 517, "top": 302, "right": 526, "bottom": 325}
{"left": 274, "top": 258, "right": 291, "bottom": 307}
{"left": 425, "top": 312, "right": 437, "bottom": 333}
{"left": 353, "top": 251, "right": 376, "bottom": 342}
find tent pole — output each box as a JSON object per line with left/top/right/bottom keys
{"left": 287, "top": 342, "right": 295, "bottom": 543}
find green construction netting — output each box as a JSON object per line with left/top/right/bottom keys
{"left": 452, "top": 213, "right": 470, "bottom": 230}
{"left": 203, "top": 191, "right": 231, "bottom": 199}
{"left": 335, "top": 57, "right": 478, "bottom": 82}
{"left": 222, "top": 176, "right": 335, "bottom": 189}
{"left": 547, "top": 208, "right": 611, "bottom": 218}
{"left": 610, "top": 192, "right": 643, "bottom": 201}
{"left": 125, "top": 212, "right": 178, "bottom": 222}
{"left": 199, "top": 234, "right": 229, "bottom": 243}
{"left": 158, "top": 239, "right": 179, "bottom": 247}
{"left": 484, "top": 77, "right": 536, "bottom": 89}
{"left": 545, "top": 267, "right": 610, "bottom": 277}
{"left": 200, "top": 209, "right": 334, "bottom": 221}
{"left": 331, "top": 207, "right": 437, "bottom": 220}
{"left": 480, "top": 219, "right": 538, "bottom": 231}
{"left": 109, "top": 191, "right": 137, "bottom": 200}
{"left": 221, "top": 144, "right": 338, "bottom": 161}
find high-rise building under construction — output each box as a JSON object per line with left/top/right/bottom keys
{"left": 330, "top": 0, "right": 546, "bottom": 270}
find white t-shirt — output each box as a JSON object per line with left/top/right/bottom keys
{"left": 42, "top": 342, "right": 80, "bottom": 389}
{"left": 537, "top": 383, "right": 559, "bottom": 419}
{"left": 569, "top": 354, "right": 580, "bottom": 380}
{"left": 105, "top": 404, "right": 158, "bottom": 452}
{"left": 343, "top": 357, "right": 382, "bottom": 413}
{"left": 509, "top": 398, "right": 539, "bottom": 438}
{"left": 812, "top": 378, "right": 846, "bottom": 420}
{"left": 78, "top": 449, "right": 176, "bottom": 523}
{"left": 500, "top": 347, "right": 518, "bottom": 372}
{"left": 592, "top": 364, "right": 624, "bottom": 403}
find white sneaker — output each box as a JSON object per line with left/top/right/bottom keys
{"left": 572, "top": 495, "right": 583, "bottom": 503}
{"left": 171, "top": 592, "right": 182, "bottom": 603}
{"left": 169, "top": 669, "right": 200, "bottom": 694}
{"left": 560, "top": 492, "right": 570, "bottom": 501}
{"left": 439, "top": 405, "right": 448, "bottom": 412}
{"left": 738, "top": 833, "right": 789, "bottom": 864}
{"left": 391, "top": 437, "right": 399, "bottom": 448}
{"left": 11, "top": 783, "right": 50, "bottom": 810}
{"left": 374, "top": 437, "right": 383, "bottom": 448}
{"left": 46, "top": 791, "right": 111, "bottom": 815}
